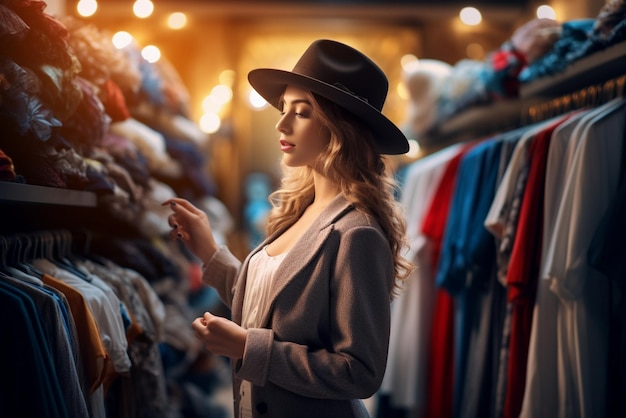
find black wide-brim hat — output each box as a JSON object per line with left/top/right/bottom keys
{"left": 248, "top": 39, "right": 409, "bottom": 155}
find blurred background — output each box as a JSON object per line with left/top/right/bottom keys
{"left": 43, "top": 0, "right": 604, "bottom": 259}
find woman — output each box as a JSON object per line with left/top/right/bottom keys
{"left": 163, "top": 39, "right": 413, "bottom": 418}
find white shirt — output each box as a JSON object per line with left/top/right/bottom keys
{"left": 239, "top": 246, "right": 287, "bottom": 418}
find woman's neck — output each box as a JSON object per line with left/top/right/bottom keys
{"left": 311, "top": 172, "right": 341, "bottom": 210}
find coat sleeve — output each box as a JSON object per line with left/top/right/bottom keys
{"left": 201, "top": 245, "right": 242, "bottom": 309}
{"left": 237, "top": 225, "right": 394, "bottom": 399}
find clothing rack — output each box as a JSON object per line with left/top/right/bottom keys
{"left": 523, "top": 72, "right": 626, "bottom": 125}
{"left": 435, "top": 97, "right": 539, "bottom": 143}
{"left": 383, "top": 37, "right": 626, "bottom": 418}
{"left": 433, "top": 41, "right": 626, "bottom": 142}
{"left": 517, "top": 40, "right": 626, "bottom": 124}
{"left": 0, "top": 229, "right": 86, "bottom": 264}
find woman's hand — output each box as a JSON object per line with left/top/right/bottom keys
{"left": 192, "top": 312, "right": 247, "bottom": 360}
{"left": 162, "top": 197, "right": 219, "bottom": 265}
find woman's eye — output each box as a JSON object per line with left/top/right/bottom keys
{"left": 295, "top": 110, "right": 311, "bottom": 118}
{"left": 278, "top": 108, "right": 309, "bottom": 118}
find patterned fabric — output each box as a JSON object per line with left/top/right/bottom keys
{"left": 519, "top": 20, "right": 595, "bottom": 84}
{"left": 489, "top": 43, "right": 527, "bottom": 98}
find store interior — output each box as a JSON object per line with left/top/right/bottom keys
{"left": 1, "top": 0, "right": 625, "bottom": 417}
{"left": 32, "top": 0, "right": 608, "bottom": 260}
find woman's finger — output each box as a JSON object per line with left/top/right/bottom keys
{"left": 162, "top": 197, "right": 204, "bottom": 216}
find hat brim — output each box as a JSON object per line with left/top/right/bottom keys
{"left": 248, "top": 68, "right": 409, "bottom": 155}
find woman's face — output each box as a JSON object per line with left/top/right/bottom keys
{"left": 275, "top": 86, "right": 331, "bottom": 168}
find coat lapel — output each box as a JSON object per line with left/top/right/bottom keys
{"left": 232, "top": 195, "right": 353, "bottom": 326}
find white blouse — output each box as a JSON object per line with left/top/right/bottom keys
{"left": 239, "top": 246, "right": 287, "bottom": 418}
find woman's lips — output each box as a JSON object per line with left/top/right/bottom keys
{"left": 280, "top": 140, "right": 295, "bottom": 152}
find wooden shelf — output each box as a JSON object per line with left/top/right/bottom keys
{"left": 437, "top": 97, "right": 545, "bottom": 141}
{"left": 433, "top": 41, "right": 626, "bottom": 140}
{"left": 0, "top": 182, "right": 97, "bottom": 207}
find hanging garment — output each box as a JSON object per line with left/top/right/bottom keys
{"left": 381, "top": 143, "right": 463, "bottom": 413}
{"left": 530, "top": 98, "right": 626, "bottom": 418}
{"left": 483, "top": 114, "right": 570, "bottom": 418}
{"left": 435, "top": 137, "right": 504, "bottom": 418}
{"left": 502, "top": 113, "right": 573, "bottom": 418}
{"left": 461, "top": 128, "right": 524, "bottom": 418}
{"left": 586, "top": 125, "right": 626, "bottom": 418}
{"left": 518, "top": 107, "right": 595, "bottom": 418}
{"left": 0, "top": 273, "right": 90, "bottom": 418}
{"left": 422, "top": 141, "right": 477, "bottom": 418}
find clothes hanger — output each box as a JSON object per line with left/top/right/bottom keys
{"left": 76, "top": 229, "right": 110, "bottom": 267}
{"left": 0, "top": 235, "right": 10, "bottom": 274}
{"left": 49, "top": 230, "right": 91, "bottom": 281}
{"left": 2, "top": 233, "right": 43, "bottom": 280}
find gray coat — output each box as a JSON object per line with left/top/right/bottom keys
{"left": 202, "top": 194, "right": 394, "bottom": 418}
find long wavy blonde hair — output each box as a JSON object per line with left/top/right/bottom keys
{"left": 266, "top": 90, "right": 414, "bottom": 297}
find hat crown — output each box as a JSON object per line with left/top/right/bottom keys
{"left": 292, "top": 40, "right": 388, "bottom": 111}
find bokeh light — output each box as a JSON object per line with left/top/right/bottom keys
{"left": 537, "top": 5, "right": 557, "bottom": 20}
{"left": 460, "top": 7, "right": 482, "bottom": 26}
{"left": 168, "top": 12, "right": 187, "bottom": 29}
{"left": 76, "top": 0, "right": 97, "bottom": 17}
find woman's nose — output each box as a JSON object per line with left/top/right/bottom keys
{"left": 275, "top": 114, "right": 290, "bottom": 133}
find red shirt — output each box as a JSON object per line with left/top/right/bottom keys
{"left": 503, "top": 117, "right": 568, "bottom": 418}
